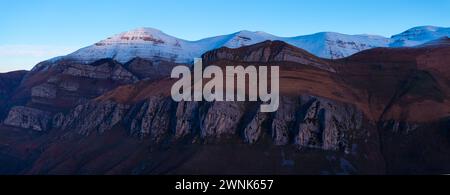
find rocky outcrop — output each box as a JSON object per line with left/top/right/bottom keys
{"left": 47, "top": 94, "right": 365, "bottom": 152}
{"left": 243, "top": 109, "right": 269, "bottom": 144}
{"left": 54, "top": 101, "right": 130, "bottom": 135}
{"left": 53, "top": 96, "right": 176, "bottom": 141}
{"left": 380, "top": 120, "right": 419, "bottom": 134}
{"left": 2, "top": 37, "right": 449, "bottom": 175}
{"left": 63, "top": 63, "right": 137, "bottom": 83}
{"left": 271, "top": 97, "right": 298, "bottom": 145}
{"left": 174, "top": 101, "right": 199, "bottom": 139}
{"left": 125, "top": 96, "right": 175, "bottom": 141}
{"left": 7, "top": 59, "right": 142, "bottom": 117}
{"left": 124, "top": 58, "right": 180, "bottom": 80}
{"left": 295, "top": 97, "right": 363, "bottom": 151}
{"left": 31, "top": 83, "right": 57, "bottom": 99}
{"left": 263, "top": 95, "right": 364, "bottom": 151}
{"left": 3, "top": 106, "right": 51, "bottom": 131}
{"left": 199, "top": 101, "right": 246, "bottom": 140}
{"left": 58, "top": 81, "right": 79, "bottom": 92}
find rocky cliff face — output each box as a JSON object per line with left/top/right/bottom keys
{"left": 46, "top": 92, "right": 367, "bottom": 154}
{"left": 0, "top": 40, "right": 449, "bottom": 174}
{"left": 3, "top": 106, "right": 51, "bottom": 131}
{"left": 53, "top": 100, "right": 130, "bottom": 135}
{"left": 124, "top": 58, "right": 180, "bottom": 80}
{"left": 1, "top": 57, "right": 180, "bottom": 129}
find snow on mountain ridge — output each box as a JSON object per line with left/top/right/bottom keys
{"left": 61, "top": 26, "right": 450, "bottom": 65}
{"left": 283, "top": 32, "right": 391, "bottom": 59}
{"left": 390, "top": 26, "right": 450, "bottom": 47}
{"left": 66, "top": 27, "right": 194, "bottom": 64}
{"left": 66, "top": 28, "right": 285, "bottom": 64}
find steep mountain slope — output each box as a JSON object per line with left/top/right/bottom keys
{"left": 1, "top": 41, "right": 383, "bottom": 174}
{"left": 197, "top": 30, "right": 280, "bottom": 49}
{"left": 335, "top": 39, "right": 450, "bottom": 122}
{"left": 0, "top": 71, "right": 28, "bottom": 120}
{"left": 202, "top": 40, "right": 335, "bottom": 71}
{"left": 66, "top": 28, "right": 197, "bottom": 64}
{"left": 335, "top": 38, "right": 450, "bottom": 173}
{"left": 390, "top": 26, "right": 450, "bottom": 47}
{"left": 283, "top": 32, "right": 391, "bottom": 59}
{"left": 0, "top": 71, "right": 27, "bottom": 104}
{"left": 0, "top": 58, "right": 145, "bottom": 132}
{"left": 62, "top": 28, "right": 390, "bottom": 63}
{"left": 64, "top": 28, "right": 281, "bottom": 64}
{"left": 40, "top": 26, "right": 450, "bottom": 69}
{"left": 1, "top": 39, "right": 448, "bottom": 174}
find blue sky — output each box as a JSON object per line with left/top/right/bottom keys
{"left": 0, "top": 0, "right": 449, "bottom": 72}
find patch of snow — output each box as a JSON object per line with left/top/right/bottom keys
{"left": 39, "top": 26, "right": 450, "bottom": 69}
{"left": 283, "top": 32, "right": 391, "bottom": 59}
{"left": 390, "top": 26, "right": 450, "bottom": 47}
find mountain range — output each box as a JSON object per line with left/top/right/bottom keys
{"left": 0, "top": 26, "right": 449, "bottom": 175}
{"left": 44, "top": 25, "right": 449, "bottom": 67}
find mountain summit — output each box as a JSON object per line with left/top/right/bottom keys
{"left": 56, "top": 26, "right": 450, "bottom": 65}
{"left": 390, "top": 26, "right": 450, "bottom": 47}
{"left": 66, "top": 27, "right": 195, "bottom": 64}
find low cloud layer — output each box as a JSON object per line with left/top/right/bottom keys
{"left": 0, "top": 44, "right": 76, "bottom": 58}
{"left": 0, "top": 44, "right": 77, "bottom": 72}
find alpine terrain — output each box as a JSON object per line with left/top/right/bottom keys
{"left": 0, "top": 26, "right": 449, "bottom": 174}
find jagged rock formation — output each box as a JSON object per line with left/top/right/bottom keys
{"left": 126, "top": 96, "right": 175, "bottom": 141}
{"left": 31, "top": 83, "right": 57, "bottom": 99}
{"left": 174, "top": 101, "right": 199, "bottom": 139}
{"left": 47, "top": 92, "right": 365, "bottom": 154}
{"left": 243, "top": 107, "right": 269, "bottom": 144}
{"left": 62, "top": 62, "right": 138, "bottom": 82}
{"left": 53, "top": 100, "right": 130, "bottom": 135}
{"left": 295, "top": 96, "right": 363, "bottom": 151}
{"left": 0, "top": 39, "right": 449, "bottom": 174}
{"left": 3, "top": 106, "right": 51, "bottom": 131}
{"left": 124, "top": 58, "right": 180, "bottom": 80}
{"left": 2, "top": 58, "right": 156, "bottom": 126}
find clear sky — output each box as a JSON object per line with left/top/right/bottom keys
{"left": 0, "top": 0, "right": 449, "bottom": 72}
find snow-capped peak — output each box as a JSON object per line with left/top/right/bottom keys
{"left": 66, "top": 27, "right": 192, "bottom": 64}
{"left": 220, "top": 30, "right": 279, "bottom": 48}
{"left": 283, "top": 32, "right": 391, "bottom": 59}
{"left": 59, "top": 26, "right": 450, "bottom": 65}
{"left": 99, "top": 27, "right": 182, "bottom": 45}
{"left": 390, "top": 26, "right": 450, "bottom": 47}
